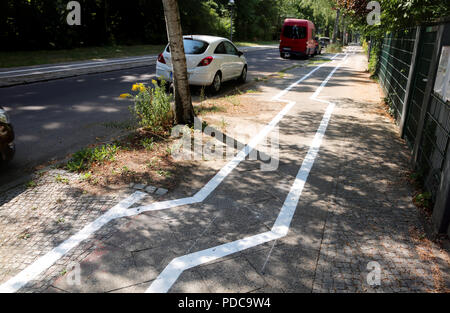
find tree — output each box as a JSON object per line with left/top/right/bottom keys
{"left": 161, "top": 0, "right": 195, "bottom": 125}
{"left": 332, "top": 8, "right": 340, "bottom": 43}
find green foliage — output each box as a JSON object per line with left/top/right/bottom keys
{"left": 26, "top": 180, "right": 37, "bottom": 188}
{"left": 1, "top": 0, "right": 339, "bottom": 51}
{"left": 414, "top": 191, "right": 432, "bottom": 209}
{"left": 66, "top": 144, "right": 119, "bottom": 172}
{"left": 140, "top": 137, "right": 155, "bottom": 151}
{"left": 336, "top": 0, "right": 450, "bottom": 39}
{"left": 368, "top": 44, "right": 380, "bottom": 76}
{"left": 55, "top": 174, "right": 69, "bottom": 184}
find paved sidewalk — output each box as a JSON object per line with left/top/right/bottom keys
{"left": 1, "top": 47, "right": 448, "bottom": 293}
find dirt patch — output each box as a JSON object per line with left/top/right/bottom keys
{"left": 409, "top": 225, "right": 450, "bottom": 293}
{"left": 64, "top": 83, "right": 284, "bottom": 196}
{"left": 66, "top": 130, "right": 178, "bottom": 195}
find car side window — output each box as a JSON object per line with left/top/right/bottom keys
{"left": 214, "top": 42, "right": 227, "bottom": 54}
{"left": 224, "top": 42, "right": 238, "bottom": 56}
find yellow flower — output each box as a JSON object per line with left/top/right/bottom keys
{"left": 152, "top": 79, "right": 157, "bottom": 86}
{"left": 119, "top": 93, "right": 131, "bottom": 99}
{"left": 132, "top": 83, "right": 140, "bottom": 92}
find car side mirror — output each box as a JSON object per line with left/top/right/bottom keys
{"left": 237, "top": 51, "right": 244, "bottom": 57}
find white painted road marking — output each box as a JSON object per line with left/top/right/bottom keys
{"left": 146, "top": 54, "right": 349, "bottom": 293}
{"left": 0, "top": 191, "right": 147, "bottom": 293}
{"left": 0, "top": 56, "right": 158, "bottom": 78}
{"left": 0, "top": 54, "right": 341, "bottom": 293}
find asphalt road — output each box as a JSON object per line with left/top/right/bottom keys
{"left": 0, "top": 48, "right": 309, "bottom": 186}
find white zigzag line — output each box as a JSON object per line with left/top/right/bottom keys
{"left": 146, "top": 53, "right": 349, "bottom": 293}
{"left": 0, "top": 53, "right": 342, "bottom": 293}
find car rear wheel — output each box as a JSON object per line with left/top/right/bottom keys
{"left": 211, "top": 72, "right": 222, "bottom": 94}
{"left": 238, "top": 66, "right": 247, "bottom": 84}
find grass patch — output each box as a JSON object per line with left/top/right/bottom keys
{"left": 55, "top": 174, "right": 69, "bottom": 184}
{"left": 234, "top": 41, "right": 278, "bottom": 47}
{"left": 307, "top": 58, "right": 332, "bottom": 66}
{"left": 102, "top": 119, "right": 137, "bottom": 131}
{"left": 26, "top": 180, "right": 37, "bottom": 188}
{"left": 195, "top": 104, "right": 227, "bottom": 115}
{"left": 0, "top": 44, "right": 166, "bottom": 68}
{"left": 325, "top": 43, "right": 343, "bottom": 53}
{"left": 66, "top": 144, "right": 119, "bottom": 172}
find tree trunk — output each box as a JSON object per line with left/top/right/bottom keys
{"left": 162, "top": 0, "right": 194, "bottom": 125}
{"left": 341, "top": 14, "right": 346, "bottom": 45}
{"left": 332, "top": 8, "right": 340, "bottom": 44}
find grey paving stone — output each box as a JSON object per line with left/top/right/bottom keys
{"left": 155, "top": 188, "right": 168, "bottom": 196}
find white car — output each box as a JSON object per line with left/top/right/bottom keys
{"left": 156, "top": 35, "right": 248, "bottom": 93}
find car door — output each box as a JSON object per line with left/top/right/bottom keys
{"left": 214, "top": 41, "right": 233, "bottom": 81}
{"left": 224, "top": 41, "right": 243, "bottom": 79}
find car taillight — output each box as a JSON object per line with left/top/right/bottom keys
{"left": 157, "top": 53, "right": 166, "bottom": 64}
{"left": 198, "top": 56, "right": 213, "bottom": 67}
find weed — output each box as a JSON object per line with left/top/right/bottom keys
{"left": 156, "top": 170, "right": 172, "bottom": 177}
{"left": 19, "top": 233, "right": 31, "bottom": 240}
{"left": 200, "top": 86, "right": 207, "bottom": 102}
{"left": 80, "top": 172, "right": 92, "bottom": 181}
{"left": 219, "top": 118, "right": 228, "bottom": 131}
{"left": 55, "top": 174, "right": 69, "bottom": 184}
{"left": 226, "top": 95, "right": 240, "bottom": 106}
{"left": 66, "top": 144, "right": 119, "bottom": 172}
{"left": 414, "top": 192, "right": 432, "bottom": 209}
{"left": 128, "top": 80, "right": 174, "bottom": 131}
{"left": 26, "top": 180, "right": 37, "bottom": 188}
{"left": 140, "top": 137, "right": 155, "bottom": 151}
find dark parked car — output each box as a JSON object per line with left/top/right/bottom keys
{"left": 319, "top": 36, "right": 330, "bottom": 47}
{"left": 314, "top": 37, "right": 322, "bottom": 55}
{"left": 0, "top": 107, "right": 15, "bottom": 164}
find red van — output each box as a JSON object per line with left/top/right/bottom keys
{"left": 279, "top": 19, "right": 316, "bottom": 59}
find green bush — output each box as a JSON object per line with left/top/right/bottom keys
{"left": 126, "top": 80, "right": 173, "bottom": 132}
{"left": 368, "top": 45, "right": 380, "bottom": 76}
{"left": 66, "top": 144, "right": 119, "bottom": 172}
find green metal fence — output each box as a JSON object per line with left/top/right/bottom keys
{"left": 378, "top": 28, "right": 417, "bottom": 123}
{"left": 376, "top": 22, "right": 450, "bottom": 233}
{"left": 403, "top": 28, "right": 437, "bottom": 149}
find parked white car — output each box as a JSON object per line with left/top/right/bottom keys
{"left": 156, "top": 35, "right": 247, "bottom": 93}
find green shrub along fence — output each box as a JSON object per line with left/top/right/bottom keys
{"left": 376, "top": 20, "right": 450, "bottom": 236}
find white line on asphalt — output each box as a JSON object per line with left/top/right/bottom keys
{"left": 146, "top": 53, "right": 349, "bottom": 293}
{"left": 0, "top": 46, "right": 275, "bottom": 78}
{"left": 0, "top": 54, "right": 340, "bottom": 293}
{"left": 0, "top": 56, "right": 158, "bottom": 77}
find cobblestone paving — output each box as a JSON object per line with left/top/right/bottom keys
{"left": 0, "top": 169, "right": 140, "bottom": 290}
{"left": 311, "top": 96, "right": 447, "bottom": 293}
